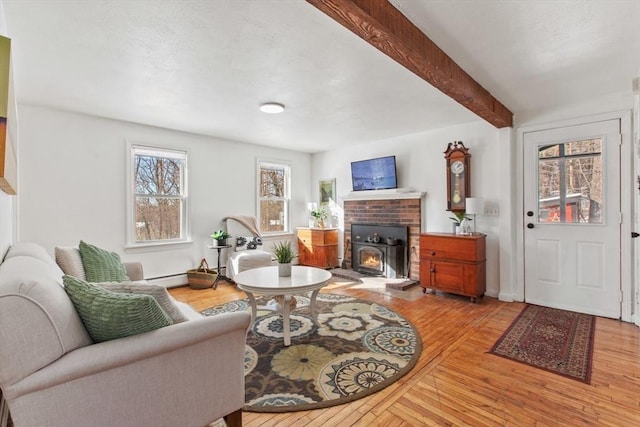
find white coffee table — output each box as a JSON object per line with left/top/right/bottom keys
{"left": 234, "top": 265, "right": 332, "bottom": 346}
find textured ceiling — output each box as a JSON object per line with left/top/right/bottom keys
{"left": 3, "top": 0, "right": 639, "bottom": 153}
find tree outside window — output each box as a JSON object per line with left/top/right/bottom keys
{"left": 258, "top": 160, "right": 290, "bottom": 234}
{"left": 537, "top": 139, "right": 602, "bottom": 224}
{"left": 130, "top": 146, "right": 188, "bottom": 243}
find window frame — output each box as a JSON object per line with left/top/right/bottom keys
{"left": 256, "top": 158, "right": 291, "bottom": 236}
{"left": 126, "top": 143, "right": 190, "bottom": 248}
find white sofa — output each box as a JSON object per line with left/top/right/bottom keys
{"left": 0, "top": 242, "right": 250, "bottom": 427}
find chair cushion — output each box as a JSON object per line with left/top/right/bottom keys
{"left": 227, "top": 249, "right": 273, "bottom": 279}
{"left": 55, "top": 246, "right": 86, "bottom": 280}
{"left": 97, "top": 282, "right": 189, "bottom": 324}
{"left": 63, "top": 276, "right": 172, "bottom": 343}
{"left": 78, "top": 240, "right": 129, "bottom": 282}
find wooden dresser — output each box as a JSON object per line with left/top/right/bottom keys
{"left": 419, "top": 233, "right": 486, "bottom": 302}
{"left": 297, "top": 228, "right": 339, "bottom": 269}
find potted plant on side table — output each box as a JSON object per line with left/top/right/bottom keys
{"left": 449, "top": 212, "right": 472, "bottom": 235}
{"left": 210, "top": 230, "right": 231, "bottom": 246}
{"left": 310, "top": 208, "right": 329, "bottom": 228}
{"left": 273, "top": 240, "right": 296, "bottom": 277}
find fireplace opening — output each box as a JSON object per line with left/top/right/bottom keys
{"left": 358, "top": 246, "right": 384, "bottom": 275}
{"left": 351, "top": 223, "right": 408, "bottom": 278}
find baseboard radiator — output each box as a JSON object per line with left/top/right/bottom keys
{"left": 147, "top": 273, "right": 188, "bottom": 288}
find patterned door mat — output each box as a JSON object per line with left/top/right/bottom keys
{"left": 489, "top": 304, "right": 596, "bottom": 383}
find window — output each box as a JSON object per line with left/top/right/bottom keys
{"left": 257, "top": 159, "right": 290, "bottom": 234}
{"left": 128, "top": 145, "right": 188, "bottom": 245}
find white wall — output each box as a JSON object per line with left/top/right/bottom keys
{"left": 311, "top": 120, "right": 506, "bottom": 298}
{"left": 17, "top": 105, "right": 312, "bottom": 278}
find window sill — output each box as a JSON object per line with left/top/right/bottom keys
{"left": 124, "top": 240, "right": 193, "bottom": 253}
{"left": 261, "top": 232, "right": 295, "bottom": 239}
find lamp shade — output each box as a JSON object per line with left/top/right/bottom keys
{"left": 465, "top": 198, "right": 484, "bottom": 215}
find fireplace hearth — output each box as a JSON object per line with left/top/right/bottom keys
{"left": 351, "top": 224, "right": 408, "bottom": 278}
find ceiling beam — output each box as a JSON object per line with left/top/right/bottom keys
{"left": 306, "top": 0, "right": 513, "bottom": 128}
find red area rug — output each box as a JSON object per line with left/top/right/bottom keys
{"left": 489, "top": 304, "right": 595, "bottom": 384}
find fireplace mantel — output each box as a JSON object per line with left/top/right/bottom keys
{"left": 342, "top": 189, "right": 426, "bottom": 201}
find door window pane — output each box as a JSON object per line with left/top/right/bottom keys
{"left": 537, "top": 139, "right": 602, "bottom": 224}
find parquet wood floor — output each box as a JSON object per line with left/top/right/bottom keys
{"left": 169, "top": 280, "right": 640, "bottom": 426}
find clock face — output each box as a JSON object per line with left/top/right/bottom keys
{"left": 451, "top": 160, "right": 465, "bottom": 175}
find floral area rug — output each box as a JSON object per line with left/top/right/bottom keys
{"left": 201, "top": 293, "right": 421, "bottom": 412}
{"left": 489, "top": 304, "right": 596, "bottom": 383}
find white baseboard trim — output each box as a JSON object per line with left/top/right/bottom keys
{"left": 498, "top": 291, "right": 516, "bottom": 302}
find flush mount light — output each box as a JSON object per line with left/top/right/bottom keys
{"left": 259, "top": 102, "right": 285, "bottom": 114}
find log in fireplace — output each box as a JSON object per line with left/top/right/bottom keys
{"left": 351, "top": 223, "right": 408, "bottom": 278}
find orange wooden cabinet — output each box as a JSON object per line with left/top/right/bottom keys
{"left": 419, "top": 233, "right": 486, "bottom": 303}
{"left": 297, "top": 228, "right": 339, "bottom": 269}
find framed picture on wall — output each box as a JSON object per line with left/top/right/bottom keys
{"left": 0, "top": 35, "right": 16, "bottom": 195}
{"left": 319, "top": 178, "right": 336, "bottom": 207}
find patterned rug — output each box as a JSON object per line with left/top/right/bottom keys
{"left": 201, "top": 293, "right": 421, "bottom": 412}
{"left": 489, "top": 304, "right": 596, "bottom": 383}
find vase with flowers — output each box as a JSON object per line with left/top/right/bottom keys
{"left": 310, "top": 207, "right": 329, "bottom": 229}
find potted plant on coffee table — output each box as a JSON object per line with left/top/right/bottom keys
{"left": 210, "top": 230, "right": 231, "bottom": 246}
{"left": 273, "top": 240, "right": 296, "bottom": 277}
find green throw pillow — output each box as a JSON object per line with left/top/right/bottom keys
{"left": 63, "top": 275, "right": 172, "bottom": 343}
{"left": 97, "top": 282, "right": 189, "bottom": 324}
{"left": 79, "top": 240, "right": 129, "bottom": 282}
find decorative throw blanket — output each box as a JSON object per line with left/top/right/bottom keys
{"left": 222, "top": 215, "right": 262, "bottom": 237}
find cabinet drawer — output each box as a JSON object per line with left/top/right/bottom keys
{"left": 297, "top": 229, "right": 338, "bottom": 245}
{"left": 420, "top": 235, "right": 484, "bottom": 262}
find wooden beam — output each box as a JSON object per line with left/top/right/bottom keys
{"left": 306, "top": 0, "right": 513, "bottom": 128}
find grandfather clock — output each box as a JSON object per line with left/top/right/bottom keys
{"left": 444, "top": 141, "right": 471, "bottom": 213}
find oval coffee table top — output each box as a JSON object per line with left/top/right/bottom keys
{"left": 234, "top": 265, "right": 332, "bottom": 295}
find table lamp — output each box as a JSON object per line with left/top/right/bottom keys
{"left": 465, "top": 198, "right": 484, "bottom": 234}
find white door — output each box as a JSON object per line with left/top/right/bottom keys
{"left": 523, "top": 119, "right": 621, "bottom": 318}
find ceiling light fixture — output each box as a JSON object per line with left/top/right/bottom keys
{"left": 259, "top": 102, "right": 285, "bottom": 114}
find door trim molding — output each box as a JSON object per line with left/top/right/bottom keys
{"left": 515, "top": 110, "right": 633, "bottom": 322}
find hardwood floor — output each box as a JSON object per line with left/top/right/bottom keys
{"left": 170, "top": 280, "right": 640, "bottom": 426}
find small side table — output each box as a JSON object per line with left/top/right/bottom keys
{"left": 207, "top": 245, "right": 232, "bottom": 289}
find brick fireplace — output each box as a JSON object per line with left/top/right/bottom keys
{"left": 343, "top": 192, "right": 424, "bottom": 280}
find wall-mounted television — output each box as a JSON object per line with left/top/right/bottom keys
{"left": 351, "top": 155, "right": 398, "bottom": 191}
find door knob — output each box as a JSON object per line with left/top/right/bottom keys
{"left": 526, "top": 211, "right": 534, "bottom": 217}
{"left": 527, "top": 223, "right": 534, "bottom": 229}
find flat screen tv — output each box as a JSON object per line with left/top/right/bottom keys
{"left": 351, "top": 155, "right": 398, "bottom": 191}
